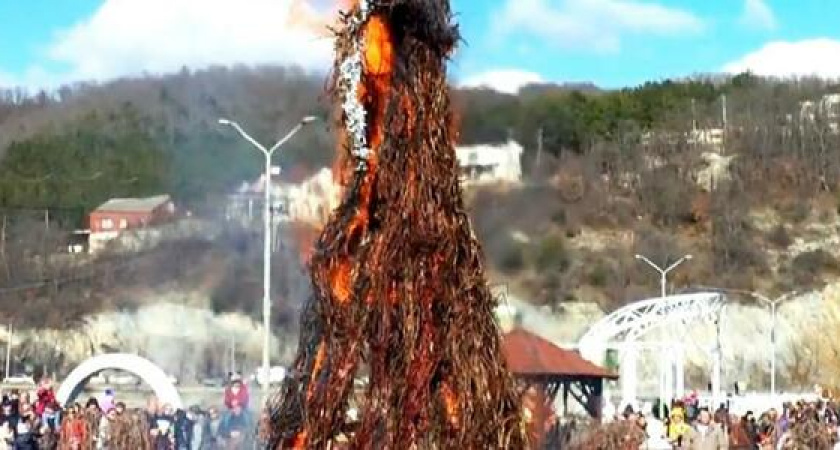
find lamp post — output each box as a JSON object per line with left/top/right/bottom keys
{"left": 751, "top": 291, "right": 797, "bottom": 398}
{"left": 689, "top": 286, "right": 798, "bottom": 399}
{"left": 634, "top": 253, "right": 692, "bottom": 414}
{"left": 711, "top": 308, "right": 723, "bottom": 410}
{"left": 634, "top": 254, "right": 693, "bottom": 301}
{"left": 218, "top": 116, "right": 318, "bottom": 408}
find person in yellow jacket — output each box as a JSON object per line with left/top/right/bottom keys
{"left": 668, "top": 407, "right": 692, "bottom": 448}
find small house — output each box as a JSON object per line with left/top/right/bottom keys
{"left": 88, "top": 195, "right": 175, "bottom": 253}
{"left": 455, "top": 140, "right": 524, "bottom": 186}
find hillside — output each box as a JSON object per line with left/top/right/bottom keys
{"left": 3, "top": 67, "right": 840, "bottom": 320}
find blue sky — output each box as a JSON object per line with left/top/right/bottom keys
{"left": 2, "top": 0, "right": 840, "bottom": 92}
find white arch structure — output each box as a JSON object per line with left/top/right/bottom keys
{"left": 57, "top": 353, "right": 183, "bottom": 409}
{"left": 578, "top": 292, "right": 725, "bottom": 408}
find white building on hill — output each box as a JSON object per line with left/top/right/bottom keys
{"left": 228, "top": 167, "right": 340, "bottom": 226}
{"left": 687, "top": 128, "right": 724, "bottom": 150}
{"left": 800, "top": 93, "right": 840, "bottom": 133}
{"left": 801, "top": 93, "right": 840, "bottom": 121}
{"left": 455, "top": 140, "right": 524, "bottom": 186}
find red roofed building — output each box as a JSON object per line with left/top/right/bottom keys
{"left": 88, "top": 195, "right": 175, "bottom": 253}
{"left": 503, "top": 328, "right": 616, "bottom": 419}
{"left": 503, "top": 328, "right": 616, "bottom": 380}
{"left": 503, "top": 328, "right": 617, "bottom": 447}
{"left": 89, "top": 195, "right": 174, "bottom": 233}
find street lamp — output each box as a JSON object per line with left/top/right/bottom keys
{"left": 690, "top": 286, "right": 798, "bottom": 399}
{"left": 751, "top": 291, "right": 797, "bottom": 398}
{"left": 634, "top": 253, "right": 692, "bottom": 415}
{"left": 218, "top": 116, "right": 318, "bottom": 408}
{"left": 634, "top": 254, "right": 693, "bottom": 299}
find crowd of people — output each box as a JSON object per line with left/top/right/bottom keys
{"left": 572, "top": 394, "right": 840, "bottom": 449}
{"left": 0, "top": 375, "right": 256, "bottom": 449}
{"left": 13, "top": 372, "right": 840, "bottom": 449}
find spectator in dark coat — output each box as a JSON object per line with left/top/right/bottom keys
{"left": 218, "top": 401, "right": 252, "bottom": 448}
{"left": 12, "top": 403, "right": 40, "bottom": 450}
{"left": 174, "top": 409, "right": 193, "bottom": 450}
{"left": 201, "top": 408, "right": 221, "bottom": 450}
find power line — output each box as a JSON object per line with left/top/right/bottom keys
{"left": 0, "top": 206, "right": 86, "bottom": 212}
{"left": 0, "top": 170, "right": 139, "bottom": 184}
{"left": 0, "top": 254, "right": 140, "bottom": 295}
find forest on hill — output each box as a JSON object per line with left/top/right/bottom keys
{"left": 4, "top": 68, "right": 829, "bottom": 218}
{"left": 4, "top": 65, "right": 840, "bottom": 326}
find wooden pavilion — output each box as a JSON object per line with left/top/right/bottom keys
{"left": 502, "top": 328, "right": 618, "bottom": 420}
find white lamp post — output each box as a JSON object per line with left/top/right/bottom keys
{"left": 218, "top": 116, "right": 318, "bottom": 409}
{"left": 634, "top": 254, "right": 692, "bottom": 413}
{"left": 690, "top": 286, "right": 799, "bottom": 400}
{"left": 751, "top": 291, "right": 797, "bottom": 398}
{"left": 634, "top": 254, "right": 693, "bottom": 301}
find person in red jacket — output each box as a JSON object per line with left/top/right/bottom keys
{"left": 34, "top": 380, "right": 57, "bottom": 418}
{"left": 224, "top": 375, "right": 249, "bottom": 411}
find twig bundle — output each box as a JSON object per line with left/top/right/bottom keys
{"left": 267, "top": 0, "right": 527, "bottom": 448}
{"left": 109, "top": 410, "right": 152, "bottom": 450}
{"left": 786, "top": 420, "right": 833, "bottom": 450}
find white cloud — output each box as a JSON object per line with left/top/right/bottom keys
{"left": 492, "top": 0, "right": 705, "bottom": 53}
{"left": 723, "top": 39, "right": 840, "bottom": 79}
{"left": 0, "top": 66, "right": 65, "bottom": 91}
{"left": 9, "top": 0, "right": 335, "bottom": 89}
{"left": 459, "top": 69, "right": 545, "bottom": 94}
{"left": 740, "top": 0, "right": 776, "bottom": 31}
{"left": 0, "top": 71, "right": 15, "bottom": 89}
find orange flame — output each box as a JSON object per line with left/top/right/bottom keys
{"left": 387, "top": 286, "right": 398, "bottom": 305}
{"left": 297, "top": 339, "right": 327, "bottom": 448}
{"left": 311, "top": 340, "right": 327, "bottom": 381}
{"left": 328, "top": 12, "right": 394, "bottom": 309}
{"left": 330, "top": 260, "right": 353, "bottom": 305}
{"left": 290, "top": 430, "right": 308, "bottom": 449}
{"left": 441, "top": 382, "right": 460, "bottom": 428}
{"left": 306, "top": 340, "right": 327, "bottom": 401}
{"left": 363, "top": 17, "right": 394, "bottom": 77}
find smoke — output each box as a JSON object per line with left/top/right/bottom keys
{"left": 14, "top": 300, "right": 300, "bottom": 382}
{"left": 4, "top": 220, "right": 318, "bottom": 381}
{"left": 497, "top": 292, "right": 603, "bottom": 346}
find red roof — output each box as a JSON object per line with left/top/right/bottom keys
{"left": 503, "top": 328, "right": 617, "bottom": 380}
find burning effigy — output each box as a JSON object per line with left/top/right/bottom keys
{"left": 267, "top": 0, "right": 528, "bottom": 448}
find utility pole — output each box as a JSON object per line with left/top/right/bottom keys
{"left": 5, "top": 323, "right": 12, "bottom": 380}
{"left": 721, "top": 94, "right": 728, "bottom": 129}
{"left": 0, "top": 214, "right": 5, "bottom": 256}
{"left": 712, "top": 311, "right": 722, "bottom": 409}
{"left": 691, "top": 99, "right": 697, "bottom": 132}
{"left": 535, "top": 126, "right": 544, "bottom": 169}
{"left": 230, "top": 335, "right": 236, "bottom": 376}
{"left": 721, "top": 94, "right": 728, "bottom": 155}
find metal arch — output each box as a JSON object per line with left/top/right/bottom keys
{"left": 578, "top": 292, "right": 726, "bottom": 351}
{"left": 56, "top": 353, "right": 182, "bottom": 409}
